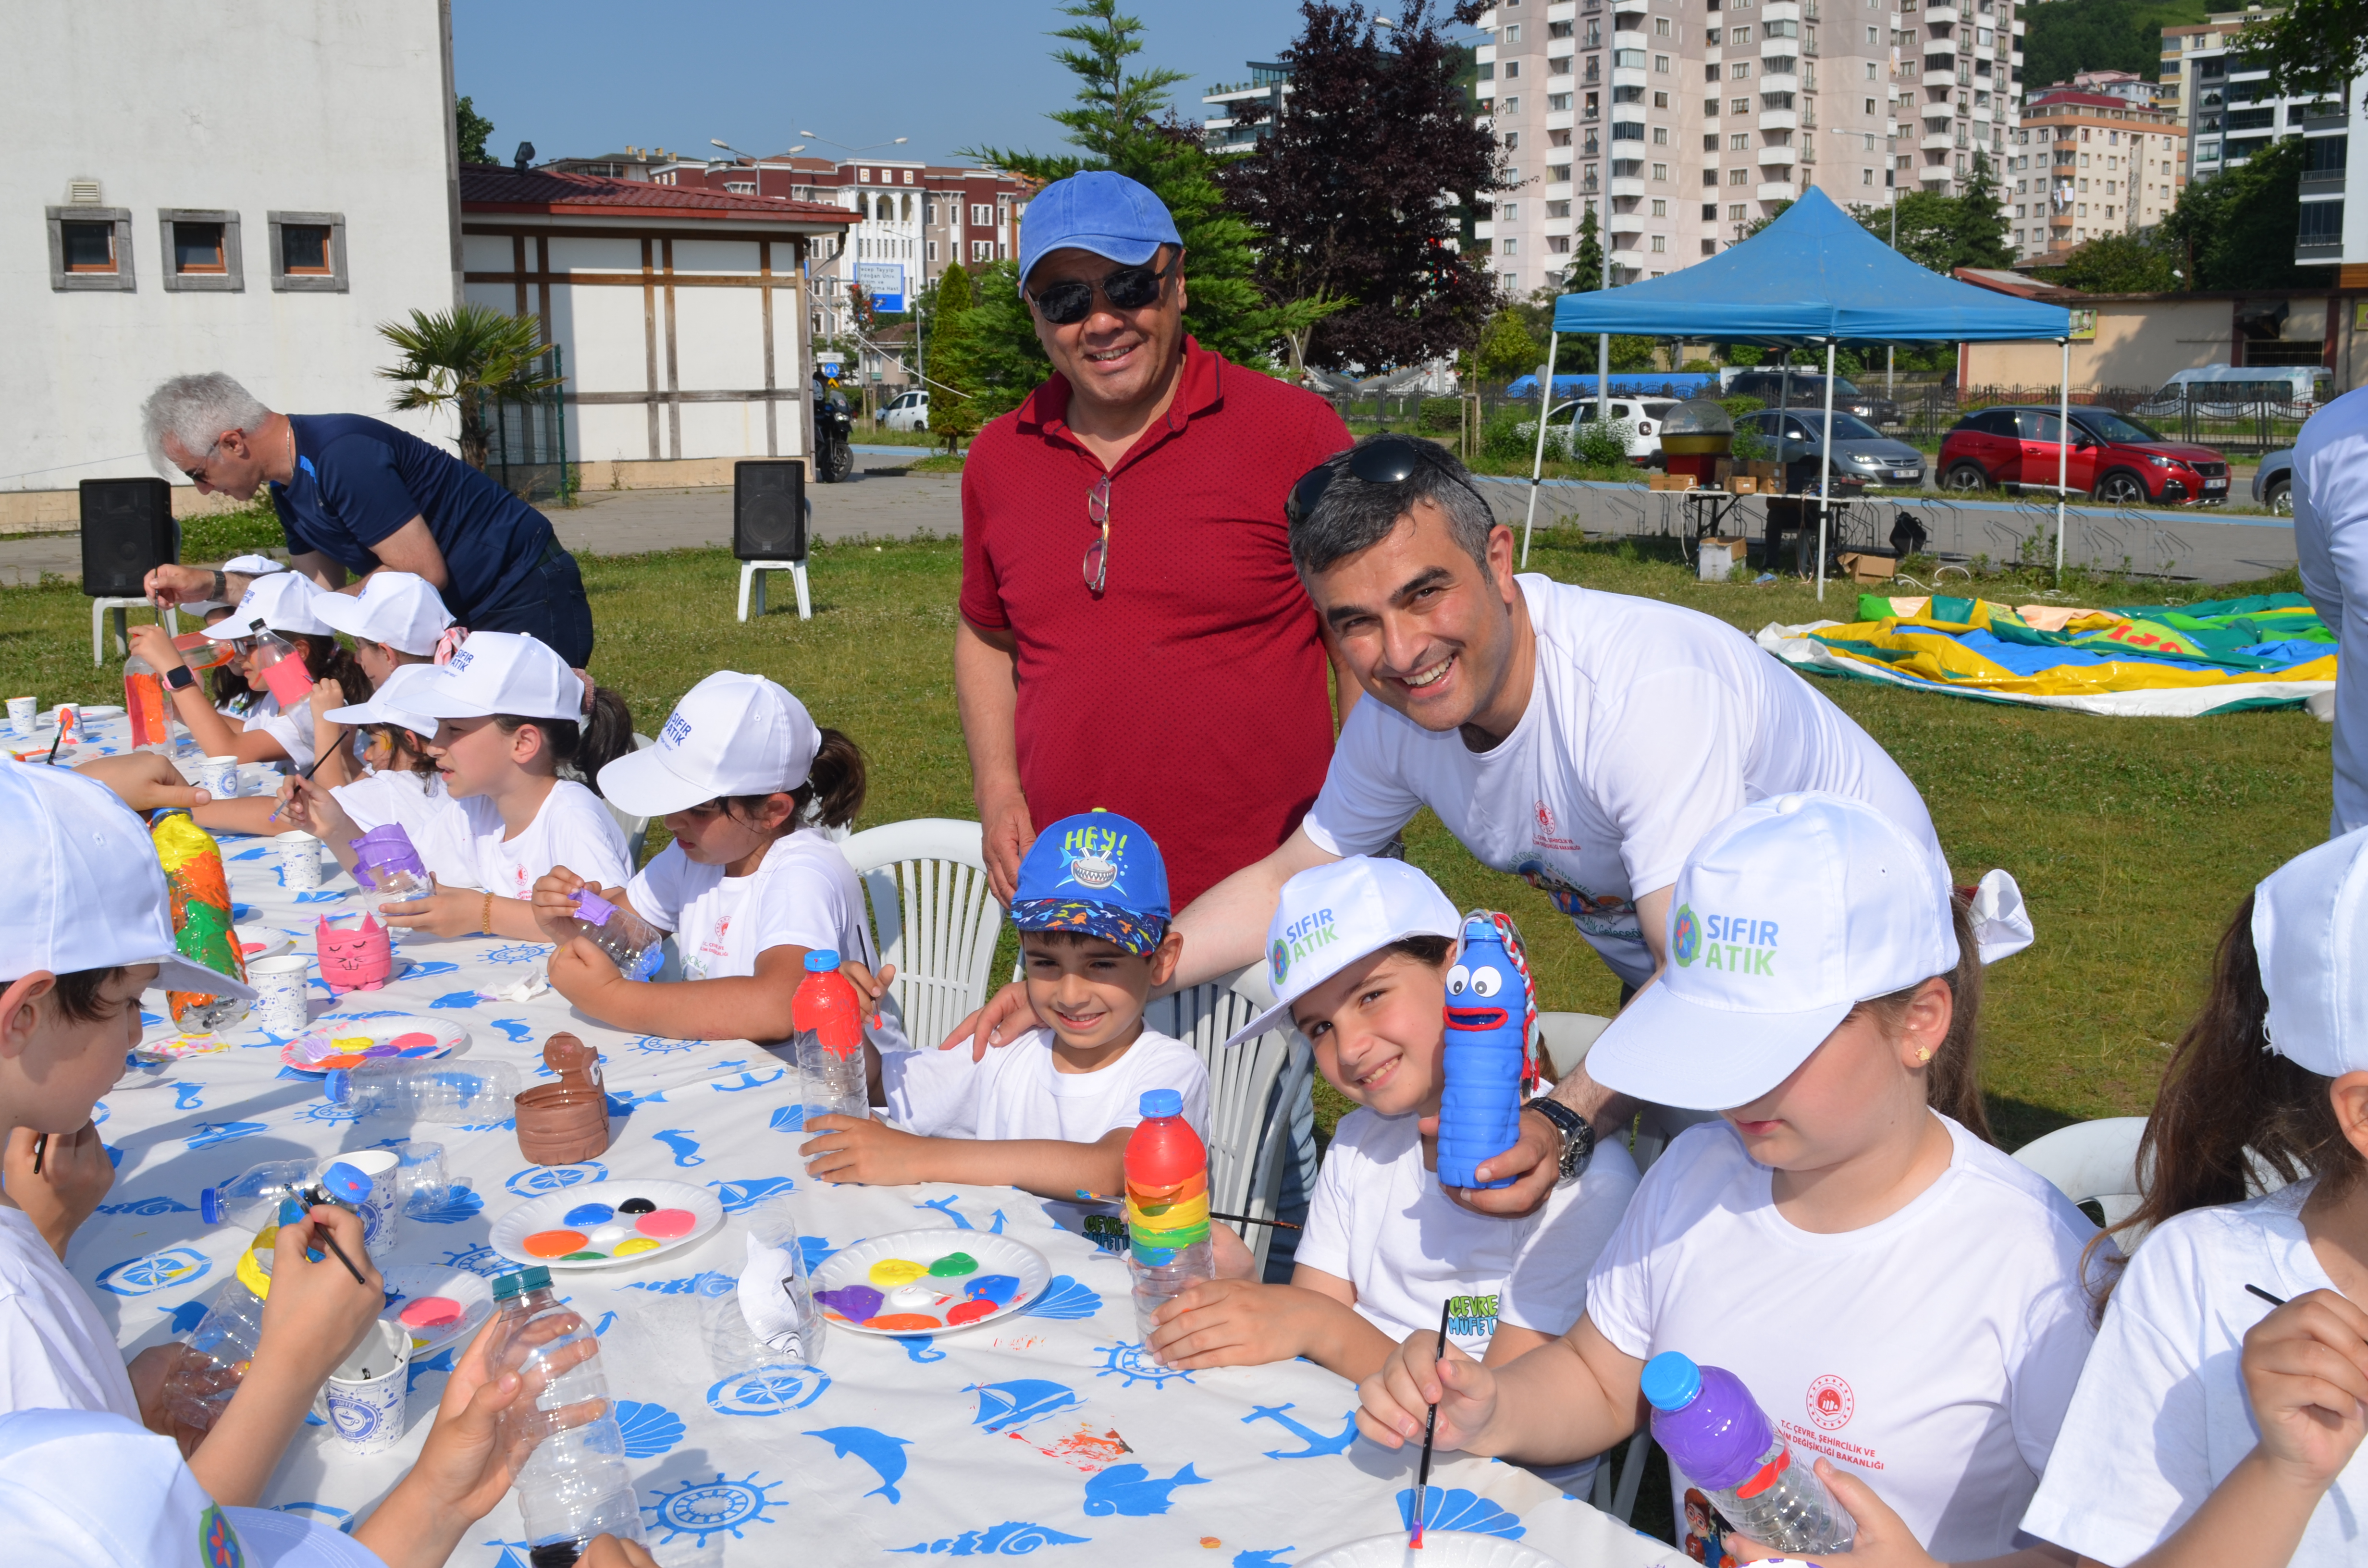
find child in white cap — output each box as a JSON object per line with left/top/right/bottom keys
{"left": 304, "top": 570, "right": 457, "bottom": 784}
{"left": 2022, "top": 829, "right": 2368, "bottom": 1568}
{"left": 1360, "top": 793, "right": 2092, "bottom": 1566}
{"left": 0, "top": 767, "right": 382, "bottom": 1506}
{"left": 526, "top": 671, "right": 879, "bottom": 1041}
{"left": 126, "top": 570, "right": 371, "bottom": 772}
{"left": 1143, "top": 858, "right": 1639, "bottom": 1428}
{"left": 284, "top": 631, "right": 629, "bottom": 939}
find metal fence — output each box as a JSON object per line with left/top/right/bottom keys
{"left": 479, "top": 347, "right": 572, "bottom": 504}
{"left": 1893, "top": 383, "right": 2307, "bottom": 456}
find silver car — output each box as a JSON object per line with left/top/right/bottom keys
{"left": 1738, "top": 409, "right": 1926, "bottom": 491}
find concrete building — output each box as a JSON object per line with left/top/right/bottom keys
{"left": 6, "top": 1, "right": 460, "bottom": 529}
{"left": 1204, "top": 64, "right": 1297, "bottom": 152}
{"left": 1470, "top": 0, "right": 2021, "bottom": 294}
{"left": 2160, "top": 9, "right": 2354, "bottom": 275}
{"left": 1958, "top": 268, "right": 2363, "bottom": 384}
{"left": 2006, "top": 89, "right": 2186, "bottom": 260}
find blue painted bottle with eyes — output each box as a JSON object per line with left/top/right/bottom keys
{"left": 1436, "top": 913, "right": 1526, "bottom": 1190}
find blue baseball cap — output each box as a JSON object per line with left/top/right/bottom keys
{"left": 1011, "top": 810, "right": 1171, "bottom": 955}
{"left": 1016, "top": 171, "right": 1183, "bottom": 292}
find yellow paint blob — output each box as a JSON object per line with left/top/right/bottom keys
{"left": 868, "top": 1257, "right": 930, "bottom": 1288}
{"left": 613, "top": 1237, "right": 661, "bottom": 1256}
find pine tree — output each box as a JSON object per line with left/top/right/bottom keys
{"left": 1949, "top": 151, "right": 2016, "bottom": 270}
{"left": 927, "top": 263, "right": 983, "bottom": 453}
{"left": 1568, "top": 206, "right": 1605, "bottom": 293}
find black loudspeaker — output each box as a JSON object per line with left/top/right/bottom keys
{"left": 80, "top": 478, "right": 176, "bottom": 597}
{"left": 733, "top": 461, "right": 807, "bottom": 561}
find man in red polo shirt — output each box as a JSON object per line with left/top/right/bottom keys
{"left": 957, "top": 171, "right": 1354, "bottom": 910}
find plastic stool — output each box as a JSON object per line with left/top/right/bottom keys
{"left": 93, "top": 598, "right": 177, "bottom": 664}
{"left": 737, "top": 560, "right": 810, "bottom": 622}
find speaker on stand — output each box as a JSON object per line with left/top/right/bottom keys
{"left": 732, "top": 460, "right": 812, "bottom": 622}
{"left": 80, "top": 477, "right": 179, "bottom": 661}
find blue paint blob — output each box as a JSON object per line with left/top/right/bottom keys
{"left": 563, "top": 1201, "right": 617, "bottom": 1227}
{"left": 964, "top": 1274, "right": 1022, "bottom": 1307}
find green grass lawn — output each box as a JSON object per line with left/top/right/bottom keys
{"left": 1, "top": 529, "right": 2329, "bottom": 1149}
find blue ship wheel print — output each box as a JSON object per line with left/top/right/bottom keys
{"left": 97, "top": 1247, "right": 211, "bottom": 1297}
{"left": 707, "top": 1364, "right": 831, "bottom": 1417}
{"left": 505, "top": 1160, "right": 606, "bottom": 1196}
{"left": 643, "top": 1472, "right": 786, "bottom": 1545}
{"left": 329, "top": 1395, "right": 385, "bottom": 1441}
{"left": 441, "top": 1242, "right": 510, "bottom": 1278}
{"left": 1095, "top": 1340, "right": 1194, "bottom": 1389}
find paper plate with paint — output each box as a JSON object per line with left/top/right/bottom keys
{"left": 234, "top": 925, "right": 293, "bottom": 965}
{"left": 281, "top": 1013, "right": 469, "bottom": 1073}
{"left": 811, "top": 1228, "right": 1050, "bottom": 1336}
{"left": 490, "top": 1179, "right": 725, "bottom": 1271}
{"left": 133, "top": 1030, "right": 241, "bottom": 1061}
{"left": 378, "top": 1264, "right": 496, "bottom": 1357}
{"left": 1299, "top": 1533, "right": 1566, "bottom": 1568}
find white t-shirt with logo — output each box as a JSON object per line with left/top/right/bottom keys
{"left": 2023, "top": 1178, "right": 2368, "bottom": 1568}
{"left": 626, "top": 830, "right": 876, "bottom": 981}
{"left": 883, "top": 1027, "right": 1210, "bottom": 1146}
{"left": 1301, "top": 575, "right": 1940, "bottom": 985}
{"left": 246, "top": 701, "right": 317, "bottom": 773}
{"left": 447, "top": 781, "right": 630, "bottom": 900}
{"left": 1585, "top": 1118, "right": 2102, "bottom": 1560}
{"left": 0, "top": 1209, "right": 140, "bottom": 1421}
{"left": 1295, "top": 1103, "right": 1641, "bottom": 1357}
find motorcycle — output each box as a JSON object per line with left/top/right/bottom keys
{"left": 814, "top": 391, "right": 854, "bottom": 484}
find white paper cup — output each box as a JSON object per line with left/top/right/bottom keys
{"left": 201, "top": 755, "right": 242, "bottom": 798}
{"left": 273, "top": 831, "right": 324, "bottom": 890}
{"left": 247, "top": 954, "right": 311, "bottom": 1036}
{"left": 237, "top": 761, "right": 283, "bottom": 796}
{"left": 321, "top": 1147, "right": 400, "bottom": 1253}
{"left": 5, "top": 698, "right": 33, "bottom": 739}
{"left": 311, "top": 1318, "right": 410, "bottom": 1458}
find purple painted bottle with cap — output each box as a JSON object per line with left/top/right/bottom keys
{"left": 1643, "top": 1352, "right": 1856, "bottom": 1554}
{"left": 349, "top": 823, "right": 436, "bottom": 937}
{"left": 566, "top": 887, "right": 665, "bottom": 981}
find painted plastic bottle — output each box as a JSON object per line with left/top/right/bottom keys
{"left": 1123, "top": 1089, "right": 1214, "bottom": 1341}
{"left": 151, "top": 812, "right": 249, "bottom": 1033}
{"left": 245, "top": 629, "right": 315, "bottom": 707}
{"left": 489, "top": 1265, "right": 644, "bottom": 1566}
{"left": 198, "top": 1159, "right": 318, "bottom": 1229}
{"left": 1437, "top": 912, "right": 1527, "bottom": 1190}
{"left": 1642, "top": 1352, "right": 1856, "bottom": 1554}
{"left": 793, "top": 949, "right": 868, "bottom": 1123}
{"left": 164, "top": 1199, "right": 308, "bottom": 1434}
{"left": 566, "top": 887, "right": 664, "bottom": 981}
{"left": 350, "top": 823, "right": 437, "bottom": 936}
{"left": 324, "top": 1058, "right": 522, "bottom": 1123}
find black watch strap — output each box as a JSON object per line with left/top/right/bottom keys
{"left": 1530, "top": 1097, "right": 1596, "bottom": 1184}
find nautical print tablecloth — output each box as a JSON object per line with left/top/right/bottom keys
{"left": 50, "top": 723, "right": 1689, "bottom": 1568}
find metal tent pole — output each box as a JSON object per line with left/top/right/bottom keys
{"left": 1816, "top": 339, "right": 1837, "bottom": 603}
{"left": 1523, "top": 332, "right": 1561, "bottom": 569}
{"left": 2056, "top": 338, "right": 2070, "bottom": 585}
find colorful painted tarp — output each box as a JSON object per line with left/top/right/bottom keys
{"left": 1756, "top": 592, "right": 2337, "bottom": 716}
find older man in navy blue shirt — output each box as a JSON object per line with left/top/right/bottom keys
{"left": 138, "top": 373, "right": 593, "bottom": 665}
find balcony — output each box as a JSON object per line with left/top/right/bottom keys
{"left": 1758, "top": 144, "right": 1799, "bottom": 164}
{"left": 1924, "top": 68, "right": 1960, "bottom": 87}
{"left": 1923, "top": 2, "right": 1956, "bottom": 18}
{"left": 2306, "top": 105, "right": 2351, "bottom": 129}
{"left": 2297, "top": 236, "right": 2344, "bottom": 262}
{"left": 1762, "top": 72, "right": 1801, "bottom": 92}
{"left": 2302, "top": 167, "right": 2348, "bottom": 188}
{"left": 1922, "top": 131, "right": 1958, "bottom": 150}
{"left": 1760, "top": 109, "right": 1800, "bottom": 130}
{"left": 1473, "top": 220, "right": 1496, "bottom": 240}
{"left": 1607, "top": 211, "right": 1647, "bottom": 233}
{"left": 1757, "top": 180, "right": 1799, "bottom": 199}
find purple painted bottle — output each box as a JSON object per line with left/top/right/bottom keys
{"left": 1642, "top": 1352, "right": 1856, "bottom": 1554}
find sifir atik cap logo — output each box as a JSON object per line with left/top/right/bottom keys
{"left": 1672, "top": 904, "right": 1701, "bottom": 967}
{"left": 1270, "top": 937, "right": 1292, "bottom": 986}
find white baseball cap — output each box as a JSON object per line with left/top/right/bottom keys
{"left": 309, "top": 572, "right": 454, "bottom": 657}
{"left": 1586, "top": 792, "right": 1984, "bottom": 1110}
{"left": 224, "top": 554, "right": 287, "bottom": 576}
{"left": 2256, "top": 826, "right": 2368, "bottom": 1078}
{"left": 1, "top": 767, "right": 254, "bottom": 1000}
{"left": 322, "top": 662, "right": 445, "bottom": 738}
{"left": 599, "top": 671, "right": 822, "bottom": 818}
{"left": 0, "top": 1408, "right": 379, "bottom": 1568}
{"left": 203, "top": 569, "right": 333, "bottom": 641}
{"left": 403, "top": 631, "right": 586, "bottom": 723}
{"left": 1222, "top": 856, "right": 1461, "bottom": 1048}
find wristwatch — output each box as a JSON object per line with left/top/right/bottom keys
{"left": 1529, "top": 1098, "right": 1597, "bottom": 1186}
{"left": 163, "top": 664, "right": 196, "bottom": 692}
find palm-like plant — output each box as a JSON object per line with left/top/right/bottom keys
{"left": 377, "top": 304, "right": 563, "bottom": 470}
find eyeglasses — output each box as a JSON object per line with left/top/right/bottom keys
{"left": 1026, "top": 252, "right": 1179, "bottom": 327}
{"left": 178, "top": 436, "right": 226, "bottom": 487}
{"left": 1284, "top": 435, "right": 1499, "bottom": 531}
{"left": 1084, "top": 474, "right": 1112, "bottom": 596}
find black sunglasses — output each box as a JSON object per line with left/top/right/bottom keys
{"left": 1285, "top": 436, "right": 1499, "bottom": 530}
{"left": 1026, "top": 252, "right": 1179, "bottom": 326}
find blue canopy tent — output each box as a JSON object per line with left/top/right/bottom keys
{"left": 1526, "top": 189, "right": 2075, "bottom": 595}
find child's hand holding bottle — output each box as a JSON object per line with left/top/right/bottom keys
{"left": 529, "top": 867, "right": 596, "bottom": 945}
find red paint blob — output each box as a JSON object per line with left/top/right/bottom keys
{"left": 946, "top": 1298, "right": 998, "bottom": 1325}
{"left": 634, "top": 1208, "right": 697, "bottom": 1239}
{"left": 398, "top": 1296, "right": 463, "bottom": 1328}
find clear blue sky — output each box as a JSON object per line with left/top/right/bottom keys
{"left": 453, "top": 1, "right": 1318, "bottom": 170}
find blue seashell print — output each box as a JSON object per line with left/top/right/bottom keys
{"left": 1021, "top": 1275, "right": 1101, "bottom": 1321}
{"left": 890, "top": 1521, "right": 1090, "bottom": 1556}
{"left": 768, "top": 1105, "right": 807, "bottom": 1134}
{"left": 405, "top": 1184, "right": 484, "bottom": 1224}
{"left": 624, "top": 1270, "right": 737, "bottom": 1298}
{"left": 614, "top": 1400, "right": 687, "bottom": 1459}
{"left": 1396, "top": 1487, "right": 1524, "bottom": 1540}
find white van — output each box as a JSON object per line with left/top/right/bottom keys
{"left": 2134, "top": 365, "right": 2333, "bottom": 417}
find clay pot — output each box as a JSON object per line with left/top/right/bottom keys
{"left": 514, "top": 1032, "right": 611, "bottom": 1165}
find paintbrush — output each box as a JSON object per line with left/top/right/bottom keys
{"left": 2247, "top": 1284, "right": 2289, "bottom": 1307}
{"left": 267, "top": 751, "right": 331, "bottom": 824}
{"left": 29, "top": 1134, "right": 47, "bottom": 1176}
{"left": 1070, "top": 1190, "right": 1300, "bottom": 1228}
{"left": 1412, "top": 1297, "right": 1452, "bottom": 1549}
{"left": 297, "top": 1184, "right": 370, "bottom": 1286}
{"left": 43, "top": 723, "right": 63, "bottom": 765}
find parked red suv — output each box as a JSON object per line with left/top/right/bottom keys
{"left": 1938, "top": 406, "right": 2230, "bottom": 505}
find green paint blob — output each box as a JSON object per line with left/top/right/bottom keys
{"left": 928, "top": 1252, "right": 979, "bottom": 1278}
{"left": 561, "top": 1251, "right": 605, "bottom": 1262}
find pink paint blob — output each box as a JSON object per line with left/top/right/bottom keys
{"left": 398, "top": 1296, "right": 463, "bottom": 1329}
{"left": 389, "top": 1032, "right": 437, "bottom": 1051}
{"left": 633, "top": 1207, "right": 697, "bottom": 1239}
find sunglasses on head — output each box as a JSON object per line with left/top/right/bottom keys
{"left": 1284, "top": 435, "right": 1498, "bottom": 531}
{"left": 1025, "top": 251, "right": 1179, "bottom": 326}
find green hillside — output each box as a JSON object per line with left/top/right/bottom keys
{"left": 2020, "top": 0, "right": 2214, "bottom": 92}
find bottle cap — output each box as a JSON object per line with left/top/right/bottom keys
{"left": 200, "top": 1187, "right": 222, "bottom": 1225}
{"left": 804, "top": 949, "right": 841, "bottom": 972}
{"left": 572, "top": 887, "right": 619, "bottom": 926}
{"left": 324, "top": 1068, "right": 352, "bottom": 1104}
{"left": 490, "top": 1263, "right": 554, "bottom": 1301}
{"left": 318, "top": 1162, "right": 373, "bottom": 1207}
{"left": 1138, "top": 1089, "right": 1184, "bottom": 1119}
{"left": 1640, "top": 1351, "right": 1703, "bottom": 1412}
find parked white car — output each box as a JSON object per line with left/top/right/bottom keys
{"left": 1549, "top": 397, "right": 1674, "bottom": 461}
{"left": 881, "top": 389, "right": 930, "bottom": 431}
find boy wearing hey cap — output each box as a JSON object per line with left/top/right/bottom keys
{"left": 1144, "top": 857, "right": 1638, "bottom": 1415}
{"left": 527, "top": 671, "right": 880, "bottom": 1044}
{"left": 803, "top": 810, "right": 1209, "bottom": 1201}
{"left": 1361, "top": 794, "right": 2094, "bottom": 1567}
{"left": 0, "top": 767, "right": 382, "bottom": 1507}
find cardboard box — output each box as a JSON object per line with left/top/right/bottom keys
{"left": 1747, "top": 460, "right": 1784, "bottom": 485}
{"left": 1702, "top": 536, "right": 1749, "bottom": 561}
{"left": 1837, "top": 551, "right": 1899, "bottom": 585}
{"left": 1730, "top": 476, "right": 1760, "bottom": 495}
{"left": 1649, "top": 472, "right": 1698, "bottom": 491}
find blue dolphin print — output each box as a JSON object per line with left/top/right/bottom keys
{"left": 404, "top": 1348, "right": 457, "bottom": 1396}
{"left": 651, "top": 1129, "right": 705, "bottom": 1167}
{"left": 805, "top": 1426, "right": 914, "bottom": 1504}
{"left": 186, "top": 1121, "right": 266, "bottom": 1150}
{"left": 429, "top": 990, "right": 481, "bottom": 1010}
{"left": 609, "top": 1086, "right": 670, "bottom": 1113}
{"left": 1082, "top": 1462, "right": 1209, "bottom": 1517}
{"left": 172, "top": 1083, "right": 203, "bottom": 1111}
{"left": 1242, "top": 1403, "right": 1358, "bottom": 1460}
{"left": 593, "top": 1311, "right": 618, "bottom": 1336}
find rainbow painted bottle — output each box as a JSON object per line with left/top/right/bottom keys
{"left": 1123, "top": 1090, "right": 1213, "bottom": 1339}
{"left": 151, "top": 812, "right": 248, "bottom": 1033}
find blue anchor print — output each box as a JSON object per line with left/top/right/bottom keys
{"left": 915, "top": 1194, "right": 1008, "bottom": 1234}
{"left": 710, "top": 1060, "right": 785, "bottom": 1092}
{"left": 1242, "top": 1403, "right": 1358, "bottom": 1460}
{"left": 171, "top": 1083, "right": 203, "bottom": 1111}
{"left": 652, "top": 1129, "right": 705, "bottom": 1167}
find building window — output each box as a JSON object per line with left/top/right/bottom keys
{"left": 1504, "top": 95, "right": 1521, "bottom": 112}
{"left": 1505, "top": 60, "right": 1520, "bottom": 79}
{"left": 159, "top": 209, "right": 241, "bottom": 292}
{"left": 1654, "top": 54, "right": 1670, "bottom": 72}
{"left": 1732, "top": 132, "right": 1751, "bottom": 149}
{"left": 971, "top": 203, "right": 993, "bottom": 226}
{"left": 858, "top": 168, "right": 872, "bottom": 182}
{"left": 1730, "top": 203, "right": 1748, "bottom": 220}
{"left": 971, "top": 240, "right": 993, "bottom": 261}
{"left": 1549, "top": 92, "right": 1573, "bottom": 110}
{"left": 1651, "top": 198, "right": 1668, "bottom": 215}
{"left": 1500, "top": 202, "right": 1520, "bottom": 221}
{"left": 1731, "top": 167, "right": 1751, "bottom": 183}
{"left": 266, "top": 210, "right": 346, "bottom": 293}
{"left": 1733, "top": 97, "right": 1751, "bottom": 115}
{"left": 1653, "top": 125, "right": 1670, "bottom": 144}
{"left": 1547, "top": 199, "right": 1571, "bottom": 217}
{"left": 1503, "top": 237, "right": 1519, "bottom": 255}
{"left": 1656, "top": 16, "right": 1673, "bottom": 35}
{"left": 1549, "top": 234, "right": 1572, "bottom": 252}
{"left": 1500, "top": 270, "right": 1520, "bottom": 291}
{"left": 1733, "top": 61, "right": 1753, "bottom": 78}
{"left": 1651, "top": 234, "right": 1667, "bottom": 251}
{"left": 1653, "top": 161, "right": 1668, "bottom": 179}
{"left": 47, "top": 204, "right": 136, "bottom": 291}
{"left": 1864, "top": 168, "right": 1876, "bottom": 184}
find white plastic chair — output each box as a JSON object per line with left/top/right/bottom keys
{"left": 2012, "top": 1116, "right": 2149, "bottom": 1233}
{"left": 838, "top": 818, "right": 1005, "bottom": 1054}
{"left": 1148, "top": 965, "right": 1310, "bottom": 1279}
{"left": 736, "top": 495, "right": 814, "bottom": 622}
{"left": 93, "top": 598, "right": 177, "bottom": 663}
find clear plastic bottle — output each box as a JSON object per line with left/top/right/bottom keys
{"left": 1642, "top": 1352, "right": 1856, "bottom": 1555}
{"left": 350, "top": 823, "right": 437, "bottom": 938}
{"left": 324, "top": 1059, "right": 521, "bottom": 1123}
{"left": 165, "top": 1199, "right": 303, "bottom": 1434}
{"left": 1124, "top": 1089, "right": 1215, "bottom": 1343}
{"left": 566, "top": 888, "right": 664, "bottom": 982}
{"left": 703, "top": 1193, "right": 824, "bottom": 1378}
{"left": 489, "top": 1265, "right": 644, "bottom": 1566}
{"left": 793, "top": 949, "right": 868, "bottom": 1123}
{"left": 198, "top": 1159, "right": 318, "bottom": 1229}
